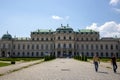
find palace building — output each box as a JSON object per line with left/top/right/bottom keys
{"left": 0, "top": 24, "right": 120, "bottom": 58}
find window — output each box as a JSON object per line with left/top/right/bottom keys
{"left": 116, "top": 52, "right": 118, "bottom": 57}
{"left": 86, "top": 38, "right": 88, "bottom": 41}
{"left": 58, "top": 36, "right": 60, "bottom": 40}
{"left": 36, "top": 52, "right": 39, "bottom": 56}
{"left": 22, "top": 52, "right": 25, "bottom": 56}
{"left": 27, "top": 52, "right": 29, "bottom": 56}
{"left": 116, "top": 45, "right": 118, "bottom": 50}
{"left": 27, "top": 45, "right": 30, "bottom": 49}
{"left": 106, "top": 52, "right": 108, "bottom": 57}
{"left": 111, "top": 52, "right": 113, "bottom": 57}
{"left": 69, "top": 44, "right": 72, "bottom": 48}
{"left": 41, "top": 44, "right": 43, "bottom": 49}
{"left": 32, "top": 38, "right": 34, "bottom": 40}
{"left": 81, "top": 44, "right": 84, "bottom": 50}
{"left": 101, "top": 52, "right": 103, "bottom": 57}
{"left": 91, "top": 44, "right": 93, "bottom": 50}
{"left": 36, "top": 44, "right": 39, "bottom": 49}
{"left": 18, "top": 52, "right": 20, "bottom": 56}
{"left": 91, "top": 52, "right": 94, "bottom": 57}
{"left": 13, "top": 45, "right": 15, "bottom": 49}
{"left": 18, "top": 44, "right": 20, "bottom": 49}
{"left": 100, "top": 44, "right": 103, "bottom": 50}
{"left": 51, "top": 38, "right": 53, "bottom": 41}
{"left": 81, "top": 38, "right": 83, "bottom": 41}
{"left": 86, "top": 44, "right": 89, "bottom": 50}
{"left": 41, "top": 52, "right": 44, "bottom": 56}
{"left": 96, "top": 45, "right": 98, "bottom": 50}
{"left": 23, "top": 44, "right": 25, "bottom": 49}
{"left": 111, "top": 45, "right": 113, "bottom": 50}
{"left": 46, "top": 38, "right": 48, "bottom": 41}
{"left": 105, "top": 45, "right": 108, "bottom": 50}
{"left": 64, "top": 36, "right": 66, "bottom": 40}
{"left": 58, "top": 43, "right": 60, "bottom": 48}
{"left": 32, "top": 52, "right": 34, "bottom": 56}
{"left": 41, "top": 38, "right": 44, "bottom": 41}
{"left": 63, "top": 44, "right": 66, "bottom": 48}
{"left": 37, "top": 38, "right": 39, "bottom": 40}
{"left": 32, "top": 44, "right": 34, "bottom": 50}
{"left": 46, "top": 44, "right": 48, "bottom": 49}
{"left": 69, "top": 36, "right": 71, "bottom": 40}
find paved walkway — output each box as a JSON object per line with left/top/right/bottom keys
{"left": 0, "top": 59, "right": 120, "bottom": 80}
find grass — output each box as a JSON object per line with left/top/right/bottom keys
{"left": 87, "top": 57, "right": 120, "bottom": 62}
{"left": 0, "top": 62, "right": 11, "bottom": 67}
{"left": 0, "top": 59, "right": 44, "bottom": 76}
{"left": 0, "top": 57, "right": 43, "bottom": 62}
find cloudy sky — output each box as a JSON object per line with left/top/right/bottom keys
{"left": 0, "top": 0, "right": 120, "bottom": 37}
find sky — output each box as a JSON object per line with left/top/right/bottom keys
{"left": 0, "top": 0, "right": 120, "bottom": 38}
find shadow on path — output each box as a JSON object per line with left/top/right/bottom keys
{"left": 98, "top": 71, "right": 108, "bottom": 74}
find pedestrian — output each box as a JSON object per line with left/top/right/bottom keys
{"left": 111, "top": 54, "right": 117, "bottom": 73}
{"left": 93, "top": 54, "right": 100, "bottom": 72}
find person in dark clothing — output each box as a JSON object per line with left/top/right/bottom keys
{"left": 111, "top": 54, "right": 117, "bottom": 73}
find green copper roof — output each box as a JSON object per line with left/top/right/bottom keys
{"left": 78, "top": 29, "right": 98, "bottom": 33}
{"left": 2, "top": 32, "right": 12, "bottom": 40}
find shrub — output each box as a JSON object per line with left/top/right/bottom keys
{"left": 44, "top": 55, "right": 56, "bottom": 61}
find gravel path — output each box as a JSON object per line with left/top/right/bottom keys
{"left": 0, "top": 58, "right": 120, "bottom": 80}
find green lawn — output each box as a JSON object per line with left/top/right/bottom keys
{"left": 88, "top": 57, "right": 120, "bottom": 62}
{"left": 0, "top": 62, "right": 11, "bottom": 67}
{"left": 0, "top": 58, "right": 43, "bottom": 62}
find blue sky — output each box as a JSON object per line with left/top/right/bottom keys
{"left": 0, "top": 0, "right": 120, "bottom": 37}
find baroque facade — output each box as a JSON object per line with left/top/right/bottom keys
{"left": 0, "top": 24, "right": 120, "bottom": 58}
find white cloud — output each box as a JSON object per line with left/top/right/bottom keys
{"left": 114, "top": 8, "right": 120, "bottom": 13}
{"left": 51, "top": 15, "right": 70, "bottom": 20}
{"left": 52, "top": 15, "right": 63, "bottom": 20}
{"left": 109, "top": 0, "right": 120, "bottom": 5}
{"left": 86, "top": 21, "right": 120, "bottom": 37}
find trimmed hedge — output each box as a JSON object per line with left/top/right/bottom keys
{"left": 74, "top": 55, "right": 87, "bottom": 61}
{"left": 44, "top": 55, "right": 56, "bottom": 61}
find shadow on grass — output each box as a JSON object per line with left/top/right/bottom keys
{"left": 98, "top": 71, "right": 108, "bottom": 74}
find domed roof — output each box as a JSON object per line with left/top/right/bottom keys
{"left": 2, "top": 32, "right": 12, "bottom": 40}
{"left": 56, "top": 24, "right": 73, "bottom": 32}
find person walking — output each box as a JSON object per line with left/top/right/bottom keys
{"left": 93, "top": 54, "right": 100, "bottom": 72}
{"left": 111, "top": 54, "right": 117, "bottom": 73}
